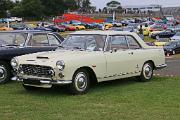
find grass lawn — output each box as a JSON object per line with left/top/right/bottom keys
{"left": 0, "top": 77, "right": 180, "bottom": 120}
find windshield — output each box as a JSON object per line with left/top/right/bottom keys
{"left": 61, "top": 35, "right": 106, "bottom": 51}
{"left": 0, "top": 33, "right": 27, "bottom": 46}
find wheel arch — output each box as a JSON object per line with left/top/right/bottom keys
{"left": 73, "top": 66, "right": 98, "bottom": 85}
{"left": 144, "top": 60, "right": 155, "bottom": 70}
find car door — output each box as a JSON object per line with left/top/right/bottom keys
{"left": 104, "top": 35, "right": 136, "bottom": 80}
{"left": 126, "top": 35, "right": 146, "bottom": 72}
{"left": 175, "top": 41, "right": 180, "bottom": 53}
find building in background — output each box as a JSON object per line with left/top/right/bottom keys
{"left": 123, "top": 4, "right": 162, "bottom": 14}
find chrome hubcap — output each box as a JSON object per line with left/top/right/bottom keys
{"left": 75, "top": 72, "right": 87, "bottom": 91}
{"left": 0, "top": 66, "right": 6, "bottom": 80}
{"left": 143, "top": 64, "right": 152, "bottom": 79}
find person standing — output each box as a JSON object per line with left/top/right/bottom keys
{"left": 139, "top": 25, "right": 144, "bottom": 40}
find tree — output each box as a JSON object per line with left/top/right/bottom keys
{"left": 106, "top": 0, "right": 122, "bottom": 21}
{"left": 10, "top": 0, "right": 79, "bottom": 19}
{"left": 0, "top": 0, "right": 14, "bottom": 17}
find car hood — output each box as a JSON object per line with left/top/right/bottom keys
{"left": 17, "top": 49, "right": 94, "bottom": 63}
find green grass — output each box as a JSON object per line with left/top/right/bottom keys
{"left": 144, "top": 36, "right": 155, "bottom": 42}
{"left": 0, "top": 77, "right": 180, "bottom": 120}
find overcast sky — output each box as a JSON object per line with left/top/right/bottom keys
{"left": 90, "top": 0, "right": 180, "bottom": 9}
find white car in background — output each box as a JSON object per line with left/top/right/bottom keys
{"left": 171, "top": 32, "right": 180, "bottom": 41}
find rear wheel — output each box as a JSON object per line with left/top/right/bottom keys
{"left": 138, "top": 62, "right": 154, "bottom": 82}
{"left": 0, "top": 61, "right": 11, "bottom": 84}
{"left": 69, "top": 69, "right": 90, "bottom": 95}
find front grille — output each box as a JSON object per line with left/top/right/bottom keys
{"left": 20, "top": 64, "right": 53, "bottom": 78}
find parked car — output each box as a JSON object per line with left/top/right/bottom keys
{"left": 150, "top": 29, "right": 176, "bottom": 39}
{"left": 60, "top": 24, "right": 76, "bottom": 31}
{"left": 9, "top": 23, "right": 33, "bottom": 30}
{"left": 0, "top": 30, "right": 64, "bottom": 84}
{"left": 48, "top": 25, "right": 65, "bottom": 32}
{"left": 34, "top": 26, "right": 52, "bottom": 31}
{"left": 154, "top": 38, "right": 170, "bottom": 46}
{"left": 170, "top": 32, "right": 180, "bottom": 41}
{"left": 164, "top": 40, "right": 180, "bottom": 55}
{"left": 115, "top": 26, "right": 134, "bottom": 32}
{"left": 8, "top": 17, "right": 23, "bottom": 22}
{"left": 12, "top": 31, "right": 166, "bottom": 94}
{"left": 0, "top": 26, "right": 13, "bottom": 31}
{"left": 109, "top": 21, "right": 122, "bottom": 27}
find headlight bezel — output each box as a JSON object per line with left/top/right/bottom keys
{"left": 11, "top": 58, "right": 19, "bottom": 68}
{"left": 56, "top": 60, "right": 65, "bottom": 71}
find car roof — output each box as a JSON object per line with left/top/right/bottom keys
{"left": 70, "top": 30, "right": 136, "bottom": 36}
{"left": 0, "top": 30, "right": 52, "bottom": 34}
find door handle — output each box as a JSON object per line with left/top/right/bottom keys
{"left": 128, "top": 52, "right": 134, "bottom": 55}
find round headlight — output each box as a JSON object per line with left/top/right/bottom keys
{"left": 56, "top": 60, "right": 65, "bottom": 71}
{"left": 11, "top": 58, "right": 18, "bottom": 68}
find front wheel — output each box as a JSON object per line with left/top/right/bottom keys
{"left": 0, "top": 61, "right": 11, "bottom": 84}
{"left": 69, "top": 69, "right": 90, "bottom": 95}
{"left": 138, "top": 62, "right": 154, "bottom": 82}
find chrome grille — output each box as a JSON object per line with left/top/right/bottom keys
{"left": 20, "top": 64, "right": 53, "bottom": 77}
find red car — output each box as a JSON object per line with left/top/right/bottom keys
{"left": 58, "top": 24, "right": 76, "bottom": 31}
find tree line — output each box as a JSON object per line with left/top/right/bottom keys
{"left": 0, "top": 0, "right": 96, "bottom": 19}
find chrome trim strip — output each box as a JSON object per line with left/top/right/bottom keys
{"left": 11, "top": 76, "right": 72, "bottom": 85}
{"left": 156, "top": 64, "right": 167, "bottom": 70}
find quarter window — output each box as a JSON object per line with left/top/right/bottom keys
{"left": 107, "top": 36, "right": 128, "bottom": 51}
{"left": 126, "top": 36, "right": 141, "bottom": 49}
{"left": 48, "top": 34, "right": 60, "bottom": 46}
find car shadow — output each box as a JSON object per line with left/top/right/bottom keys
{"left": 15, "top": 77, "right": 139, "bottom": 96}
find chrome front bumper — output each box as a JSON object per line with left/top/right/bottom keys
{"left": 11, "top": 76, "right": 72, "bottom": 85}
{"left": 155, "top": 64, "right": 167, "bottom": 70}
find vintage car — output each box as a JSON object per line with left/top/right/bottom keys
{"left": 0, "top": 30, "right": 64, "bottom": 84}
{"left": 150, "top": 29, "right": 176, "bottom": 39}
{"left": 164, "top": 40, "right": 180, "bottom": 55}
{"left": 11, "top": 31, "right": 166, "bottom": 94}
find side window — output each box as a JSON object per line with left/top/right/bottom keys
{"left": 86, "top": 36, "right": 97, "bottom": 51}
{"left": 108, "top": 36, "right": 128, "bottom": 51}
{"left": 48, "top": 34, "right": 60, "bottom": 46}
{"left": 126, "top": 36, "right": 141, "bottom": 49}
{"left": 15, "top": 33, "right": 27, "bottom": 46}
{"left": 27, "top": 34, "right": 49, "bottom": 46}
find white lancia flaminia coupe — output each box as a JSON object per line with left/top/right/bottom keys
{"left": 11, "top": 31, "right": 167, "bottom": 94}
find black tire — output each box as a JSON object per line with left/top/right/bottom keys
{"left": 23, "top": 84, "right": 39, "bottom": 91}
{"left": 69, "top": 69, "right": 90, "bottom": 95}
{"left": 138, "top": 62, "right": 154, "bottom": 82}
{"left": 0, "top": 61, "right": 11, "bottom": 84}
